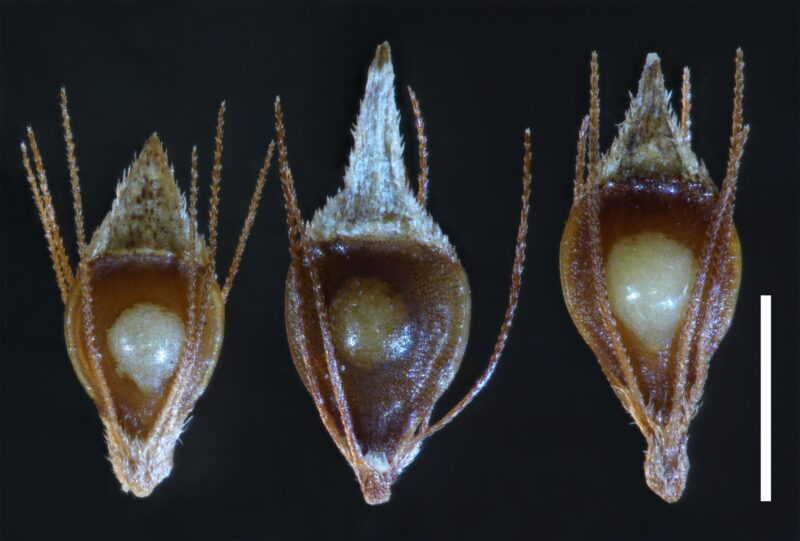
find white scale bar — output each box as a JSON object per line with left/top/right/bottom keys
{"left": 760, "top": 295, "right": 771, "bottom": 502}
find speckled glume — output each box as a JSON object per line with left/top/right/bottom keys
{"left": 21, "top": 92, "right": 273, "bottom": 496}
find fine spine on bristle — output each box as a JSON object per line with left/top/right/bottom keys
{"left": 88, "top": 134, "right": 198, "bottom": 260}
{"left": 307, "top": 42, "right": 454, "bottom": 257}
{"left": 597, "top": 53, "right": 709, "bottom": 187}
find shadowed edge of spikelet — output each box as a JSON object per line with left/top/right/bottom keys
{"left": 306, "top": 42, "right": 456, "bottom": 259}
{"left": 597, "top": 53, "right": 712, "bottom": 188}
{"left": 88, "top": 134, "right": 206, "bottom": 260}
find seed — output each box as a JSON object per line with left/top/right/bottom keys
{"left": 107, "top": 302, "right": 186, "bottom": 393}
{"left": 275, "top": 42, "right": 532, "bottom": 504}
{"left": 21, "top": 92, "right": 273, "bottom": 496}
{"left": 560, "top": 51, "right": 748, "bottom": 502}
{"left": 605, "top": 232, "right": 697, "bottom": 354}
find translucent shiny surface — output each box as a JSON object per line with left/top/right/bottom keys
{"left": 606, "top": 232, "right": 696, "bottom": 353}
{"left": 107, "top": 303, "right": 185, "bottom": 392}
{"left": 329, "top": 276, "right": 412, "bottom": 370}
{"left": 285, "top": 238, "right": 470, "bottom": 457}
{"left": 560, "top": 177, "right": 739, "bottom": 409}
{"left": 65, "top": 254, "right": 225, "bottom": 437}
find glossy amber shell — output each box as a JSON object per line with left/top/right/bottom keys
{"left": 560, "top": 177, "right": 741, "bottom": 414}
{"left": 64, "top": 254, "right": 224, "bottom": 438}
{"left": 285, "top": 237, "right": 471, "bottom": 457}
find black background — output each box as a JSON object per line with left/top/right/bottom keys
{"left": 1, "top": 2, "right": 798, "bottom": 540}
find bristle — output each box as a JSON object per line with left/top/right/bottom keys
{"left": 681, "top": 67, "right": 692, "bottom": 141}
{"left": 209, "top": 102, "right": 225, "bottom": 277}
{"left": 189, "top": 146, "right": 200, "bottom": 244}
{"left": 731, "top": 48, "right": 746, "bottom": 141}
{"left": 56, "top": 88, "right": 118, "bottom": 433}
{"left": 21, "top": 138, "right": 71, "bottom": 303}
{"left": 221, "top": 140, "right": 274, "bottom": 301}
{"left": 424, "top": 128, "right": 533, "bottom": 438}
{"left": 407, "top": 86, "right": 429, "bottom": 207}
{"left": 274, "top": 95, "right": 361, "bottom": 465}
{"left": 673, "top": 51, "right": 749, "bottom": 419}
{"left": 60, "top": 89, "right": 89, "bottom": 262}
{"left": 274, "top": 96, "right": 304, "bottom": 257}
{"left": 573, "top": 115, "right": 590, "bottom": 199}
{"left": 588, "top": 52, "right": 600, "bottom": 181}
{"left": 186, "top": 146, "right": 200, "bottom": 385}
{"left": 29, "top": 130, "right": 74, "bottom": 289}
{"left": 274, "top": 95, "right": 340, "bottom": 440}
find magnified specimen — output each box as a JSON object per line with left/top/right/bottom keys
{"left": 21, "top": 91, "right": 273, "bottom": 496}
{"left": 560, "top": 51, "right": 748, "bottom": 502}
{"left": 275, "top": 42, "right": 532, "bottom": 504}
